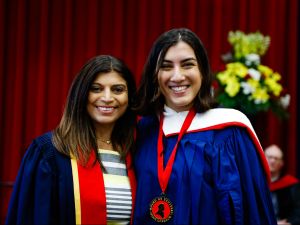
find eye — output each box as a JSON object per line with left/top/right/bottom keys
{"left": 182, "top": 62, "right": 196, "bottom": 69}
{"left": 111, "top": 85, "right": 127, "bottom": 94}
{"left": 90, "top": 84, "right": 103, "bottom": 93}
{"left": 160, "top": 63, "right": 173, "bottom": 71}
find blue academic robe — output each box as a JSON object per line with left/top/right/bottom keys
{"left": 5, "top": 132, "right": 76, "bottom": 225}
{"left": 5, "top": 131, "right": 136, "bottom": 225}
{"left": 133, "top": 113, "right": 276, "bottom": 225}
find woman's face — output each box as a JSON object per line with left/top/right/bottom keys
{"left": 157, "top": 41, "right": 202, "bottom": 112}
{"left": 87, "top": 71, "right": 128, "bottom": 129}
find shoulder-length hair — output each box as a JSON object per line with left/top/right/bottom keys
{"left": 52, "top": 55, "right": 136, "bottom": 164}
{"left": 134, "top": 28, "right": 216, "bottom": 115}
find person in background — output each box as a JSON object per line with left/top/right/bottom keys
{"left": 265, "top": 144, "right": 300, "bottom": 225}
{"left": 5, "top": 55, "right": 137, "bottom": 225}
{"left": 133, "top": 28, "right": 276, "bottom": 224}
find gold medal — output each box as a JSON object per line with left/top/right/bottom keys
{"left": 149, "top": 195, "right": 173, "bottom": 222}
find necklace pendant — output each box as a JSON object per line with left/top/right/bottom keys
{"left": 106, "top": 140, "right": 111, "bottom": 144}
{"left": 149, "top": 194, "right": 173, "bottom": 222}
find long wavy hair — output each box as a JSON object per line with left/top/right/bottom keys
{"left": 134, "top": 28, "right": 216, "bottom": 115}
{"left": 52, "top": 55, "right": 136, "bottom": 165}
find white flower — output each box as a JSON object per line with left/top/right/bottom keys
{"left": 279, "top": 94, "right": 291, "bottom": 109}
{"left": 245, "top": 53, "right": 261, "bottom": 66}
{"left": 248, "top": 68, "right": 261, "bottom": 80}
{"left": 241, "top": 81, "right": 254, "bottom": 94}
{"left": 254, "top": 99, "right": 264, "bottom": 104}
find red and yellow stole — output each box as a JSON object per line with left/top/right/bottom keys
{"left": 70, "top": 150, "right": 136, "bottom": 224}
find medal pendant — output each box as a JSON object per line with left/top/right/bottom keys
{"left": 149, "top": 195, "right": 173, "bottom": 222}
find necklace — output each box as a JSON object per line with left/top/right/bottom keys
{"left": 149, "top": 107, "right": 196, "bottom": 223}
{"left": 97, "top": 137, "right": 112, "bottom": 145}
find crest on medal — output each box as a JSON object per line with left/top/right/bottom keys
{"left": 149, "top": 196, "right": 173, "bottom": 222}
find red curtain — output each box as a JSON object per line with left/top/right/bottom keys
{"left": 0, "top": 0, "right": 298, "bottom": 222}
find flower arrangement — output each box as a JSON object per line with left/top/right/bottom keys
{"left": 214, "top": 30, "right": 290, "bottom": 119}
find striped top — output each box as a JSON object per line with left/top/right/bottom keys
{"left": 98, "top": 149, "right": 132, "bottom": 225}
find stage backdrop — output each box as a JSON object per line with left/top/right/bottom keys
{"left": 0, "top": 0, "right": 298, "bottom": 222}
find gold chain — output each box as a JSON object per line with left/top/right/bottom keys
{"left": 97, "top": 138, "right": 111, "bottom": 145}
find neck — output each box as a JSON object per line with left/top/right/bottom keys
{"left": 95, "top": 124, "right": 114, "bottom": 140}
{"left": 166, "top": 103, "right": 194, "bottom": 113}
{"left": 96, "top": 134, "right": 113, "bottom": 150}
{"left": 271, "top": 172, "right": 281, "bottom": 182}
{"left": 94, "top": 124, "right": 115, "bottom": 150}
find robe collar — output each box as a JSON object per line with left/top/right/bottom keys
{"left": 161, "top": 105, "right": 270, "bottom": 184}
{"left": 162, "top": 105, "right": 256, "bottom": 137}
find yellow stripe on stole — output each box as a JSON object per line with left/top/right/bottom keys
{"left": 103, "top": 174, "right": 131, "bottom": 187}
{"left": 98, "top": 148, "right": 120, "bottom": 155}
{"left": 70, "top": 157, "right": 81, "bottom": 224}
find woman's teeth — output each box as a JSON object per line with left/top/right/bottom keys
{"left": 97, "top": 106, "right": 114, "bottom": 112}
{"left": 170, "top": 85, "right": 188, "bottom": 92}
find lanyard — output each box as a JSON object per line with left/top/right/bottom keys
{"left": 157, "top": 107, "right": 196, "bottom": 193}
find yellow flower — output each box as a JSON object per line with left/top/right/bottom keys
{"left": 226, "top": 62, "right": 248, "bottom": 78}
{"left": 271, "top": 72, "right": 281, "bottom": 81}
{"left": 216, "top": 71, "right": 231, "bottom": 85}
{"left": 228, "top": 30, "right": 270, "bottom": 59}
{"left": 257, "top": 65, "right": 273, "bottom": 77}
{"left": 225, "top": 77, "right": 240, "bottom": 97}
{"left": 247, "top": 78, "right": 260, "bottom": 90}
{"left": 265, "top": 76, "right": 283, "bottom": 96}
{"left": 251, "top": 87, "right": 270, "bottom": 103}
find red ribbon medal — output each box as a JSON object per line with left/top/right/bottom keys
{"left": 149, "top": 108, "right": 196, "bottom": 222}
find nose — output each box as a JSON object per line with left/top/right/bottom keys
{"left": 170, "top": 66, "right": 185, "bottom": 82}
{"left": 100, "top": 88, "right": 113, "bottom": 102}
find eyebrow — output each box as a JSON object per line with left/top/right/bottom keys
{"left": 162, "top": 58, "right": 197, "bottom": 63}
{"left": 92, "top": 82, "right": 127, "bottom": 86}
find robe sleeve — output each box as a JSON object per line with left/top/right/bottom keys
{"left": 211, "top": 127, "right": 276, "bottom": 225}
{"left": 5, "top": 134, "right": 58, "bottom": 225}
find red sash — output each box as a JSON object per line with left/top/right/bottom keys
{"left": 270, "top": 174, "right": 299, "bottom": 192}
{"left": 71, "top": 151, "right": 136, "bottom": 224}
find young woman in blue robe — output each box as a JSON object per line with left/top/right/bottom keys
{"left": 133, "top": 28, "right": 276, "bottom": 224}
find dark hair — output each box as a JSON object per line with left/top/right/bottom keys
{"left": 134, "top": 28, "right": 216, "bottom": 115}
{"left": 52, "top": 55, "right": 136, "bottom": 164}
